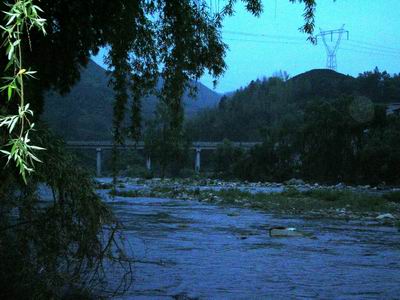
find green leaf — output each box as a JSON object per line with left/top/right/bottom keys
{"left": 6, "top": 14, "right": 16, "bottom": 26}
{"left": 7, "top": 43, "right": 14, "bottom": 60}
{"left": 29, "top": 145, "right": 45, "bottom": 151}
{"left": 7, "top": 84, "right": 13, "bottom": 101}
{"left": 4, "top": 60, "right": 13, "bottom": 71}
{"left": 0, "top": 149, "right": 11, "bottom": 156}
{"left": 9, "top": 116, "right": 18, "bottom": 132}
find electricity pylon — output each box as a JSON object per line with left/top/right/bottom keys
{"left": 316, "top": 25, "right": 349, "bottom": 71}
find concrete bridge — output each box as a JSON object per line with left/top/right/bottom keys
{"left": 66, "top": 141, "right": 261, "bottom": 176}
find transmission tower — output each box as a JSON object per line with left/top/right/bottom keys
{"left": 316, "top": 25, "right": 349, "bottom": 71}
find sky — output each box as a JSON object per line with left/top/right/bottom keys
{"left": 92, "top": 0, "right": 400, "bottom": 94}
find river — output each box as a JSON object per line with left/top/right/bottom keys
{"left": 96, "top": 188, "right": 400, "bottom": 299}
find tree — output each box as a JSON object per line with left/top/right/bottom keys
{"left": 213, "top": 139, "right": 244, "bottom": 178}
{"left": 144, "top": 102, "right": 191, "bottom": 177}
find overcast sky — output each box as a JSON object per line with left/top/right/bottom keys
{"left": 92, "top": 0, "right": 400, "bottom": 94}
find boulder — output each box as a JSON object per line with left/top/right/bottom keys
{"left": 376, "top": 213, "right": 395, "bottom": 220}
{"left": 286, "top": 178, "right": 305, "bottom": 185}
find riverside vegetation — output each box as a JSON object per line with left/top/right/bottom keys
{"left": 106, "top": 178, "right": 400, "bottom": 227}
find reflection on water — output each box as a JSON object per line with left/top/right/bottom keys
{"left": 102, "top": 193, "right": 400, "bottom": 299}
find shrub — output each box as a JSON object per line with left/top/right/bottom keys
{"left": 383, "top": 191, "right": 400, "bottom": 203}
{"left": 0, "top": 129, "right": 131, "bottom": 299}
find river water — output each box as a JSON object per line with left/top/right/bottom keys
{"left": 96, "top": 189, "right": 400, "bottom": 299}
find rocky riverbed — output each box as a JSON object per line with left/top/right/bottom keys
{"left": 98, "top": 177, "right": 400, "bottom": 194}
{"left": 97, "top": 177, "right": 400, "bottom": 228}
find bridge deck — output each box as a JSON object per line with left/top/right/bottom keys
{"left": 66, "top": 141, "right": 262, "bottom": 150}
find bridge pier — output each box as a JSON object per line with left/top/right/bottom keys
{"left": 195, "top": 148, "right": 201, "bottom": 173}
{"left": 146, "top": 156, "right": 152, "bottom": 172}
{"left": 96, "top": 147, "right": 102, "bottom": 177}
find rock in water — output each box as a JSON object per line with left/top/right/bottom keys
{"left": 269, "top": 226, "right": 303, "bottom": 237}
{"left": 285, "top": 178, "right": 305, "bottom": 185}
{"left": 376, "top": 213, "right": 395, "bottom": 220}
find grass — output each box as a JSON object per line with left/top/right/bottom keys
{"left": 383, "top": 191, "right": 400, "bottom": 203}
{"left": 184, "top": 187, "right": 398, "bottom": 215}
{"left": 106, "top": 184, "right": 400, "bottom": 217}
{"left": 232, "top": 188, "right": 393, "bottom": 213}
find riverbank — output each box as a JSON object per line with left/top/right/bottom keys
{"left": 98, "top": 177, "right": 400, "bottom": 227}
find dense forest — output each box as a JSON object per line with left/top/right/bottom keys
{"left": 185, "top": 68, "right": 400, "bottom": 185}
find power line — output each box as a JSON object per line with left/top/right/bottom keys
{"left": 341, "top": 47, "right": 400, "bottom": 58}
{"left": 222, "top": 29, "right": 399, "bottom": 65}
{"left": 224, "top": 38, "right": 398, "bottom": 59}
{"left": 224, "top": 38, "right": 304, "bottom": 46}
{"left": 223, "top": 29, "right": 400, "bottom": 55}
{"left": 223, "top": 30, "right": 305, "bottom": 41}
{"left": 350, "top": 39, "right": 400, "bottom": 52}
{"left": 347, "top": 40, "right": 400, "bottom": 55}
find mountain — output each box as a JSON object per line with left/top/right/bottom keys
{"left": 42, "top": 60, "right": 221, "bottom": 141}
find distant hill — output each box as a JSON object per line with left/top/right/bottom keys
{"left": 288, "top": 69, "right": 355, "bottom": 104}
{"left": 222, "top": 69, "right": 355, "bottom": 101}
{"left": 42, "top": 60, "right": 221, "bottom": 141}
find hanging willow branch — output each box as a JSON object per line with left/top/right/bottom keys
{"left": 0, "top": 0, "right": 46, "bottom": 183}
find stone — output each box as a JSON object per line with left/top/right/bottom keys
{"left": 286, "top": 178, "right": 305, "bottom": 185}
{"left": 335, "top": 182, "right": 346, "bottom": 189}
{"left": 376, "top": 213, "right": 395, "bottom": 220}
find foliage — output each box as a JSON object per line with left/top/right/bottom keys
{"left": 358, "top": 115, "right": 400, "bottom": 184}
{"left": 144, "top": 102, "right": 191, "bottom": 177}
{"left": 213, "top": 139, "right": 244, "bottom": 179}
{"left": 0, "top": 0, "right": 46, "bottom": 183}
{"left": 187, "top": 68, "right": 400, "bottom": 185}
{"left": 382, "top": 191, "right": 400, "bottom": 204}
{"left": 0, "top": 129, "right": 131, "bottom": 298}
{"left": 103, "top": 148, "right": 147, "bottom": 177}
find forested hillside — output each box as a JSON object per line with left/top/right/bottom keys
{"left": 187, "top": 68, "right": 400, "bottom": 141}
{"left": 42, "top": 60, "right": 221, "bottom": 140}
